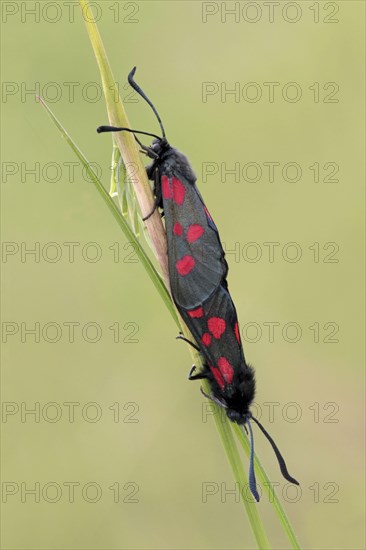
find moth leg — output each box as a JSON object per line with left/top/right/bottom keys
{"left": 143, "top": 197, "right": 160, "bottom": 221}
{"left": 188, "top": 365, "right": 208, "bottom": 381}
{"left": 143, "top": 167, "right": 162, "bottom": 221}
{"left": 176, "top": 333, "right": 200, "bottom": 352}
{"left": 146, "top": 163, "right": 155, "bottom": 180}
{"left": 134, "top": 136, "right": 158, "bottom": 159}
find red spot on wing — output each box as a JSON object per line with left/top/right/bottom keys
{"left": 217, "top": 357, "right": 234, "bottom": 384}
{"left": 210, "top": 366, "right": 225, "bottom": 389}
{"left": 176, "top": 255, "right": 195, "bottom": 276}
{"left": 186, "top": 224, "right": 204, "bottom": 243}
{"left": 162, "top": 175, "right": 173, "bottom": 199}
{"left": 234, "top": 322, "right": 241, "bottom": 344}
{"left": 188, "top": 307, "right": 203, "bottom": 318}
{"left": 172, "top": 177, "right": 186, "bottom": 205}
{"left": 173, "top": 222, "right": 183, "bottom": 236}
{"left": 201, "top": 333, "right": 212, "bottom": 347}
{"left": 207, "top": 317, "right": 226, "bottom": 339}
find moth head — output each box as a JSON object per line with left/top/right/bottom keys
{"left": 226, "top": 408, "right": 250, "bottom": 425}
{"left": 201, "top": 387, "right": 250, "bottom": 425}
{"left": 150, "top": 137, "right": 169, "bottom": 156}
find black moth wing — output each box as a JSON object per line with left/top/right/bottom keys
{"left": 158, "top": 148, "right": 228, "bottom": 310}
{"left": 180, "top": 284, "right": 256, "bottom": 416}
{"left": 182, "top": 285, "right": 242, "bottom": 379}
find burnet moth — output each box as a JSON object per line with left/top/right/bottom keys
{"left": 97, "top": 67, "right": 299, "bottom": 501}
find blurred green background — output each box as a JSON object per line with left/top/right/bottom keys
{"left": 1, "top": 1, "right": 365, "bottom": 548}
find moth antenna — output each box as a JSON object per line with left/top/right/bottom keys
{"left": 246, "top": 419, "right": 260, "bottom": 502}
{"left": 128, "top": 67, "right": 167, "bottom": 140}
{"left": 97, "top": 126, "right": 161, "bottom": 141}
{"left": 250, "top": 415, "right": 299, "bottom": 486}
